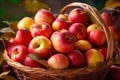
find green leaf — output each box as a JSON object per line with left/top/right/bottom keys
{"left": 28, "top": 53, "right": 49, "bottom": 68}
{"left": 20, "top": 0, "right": 49, "bottom": 13}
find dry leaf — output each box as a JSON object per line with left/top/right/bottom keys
{"left": 0, "top": 53, "right": 4, "bottom": 65}
{"left": 20, "top": 0, "right": 49, "bottom": 13}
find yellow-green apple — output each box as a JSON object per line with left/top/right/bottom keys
{"left": 87, "top": 24, "right": 101, "bottom": 33}
{"left": 88, "top": 29, "right": 106, "bottom": 46}
{"left": 66, "top": 49, "right": 85, "bottom": 68}
{"left": 31, "top": 22, "right": 52, "bottom": 38}
{"left": 68, "top": 8, "right": 89, "bottom": 24}
{"left": 75, "top": 40, "right": 92, "bottom": 51}
{"left": 68, "top": 23, "right": 87, "bottom": 40}
{"left": 28, "top": 36, "right": 52, "bottom": 58}
{"left": 17, "top": 17, "right": 35, "bottom": 31}
{"left": 57, "top": 14, "right": 68, "bottom": 21}
{"left": 14, "top": 29, "right": 33, "bottom": 46}
{"left": 50, "top": 29, "right": 76, "bottom": 53}
{"left": 84, "top": 49, "right": 104, "bottom": 67}
{"left": 48, "top": 53, "right": 69, "bottom": 69}
{"left": 34, "top": 9, "right": 55, "bottom": 25}
{"left": 52, "top": 18, "right": 70, "bottom": 31}
{"left": 9, "top": 44, "right": 29, "bottom": 63}
{"left": 24, "top": 53, "right": 45, "bottom": 68}
{"left": 106, "top": 65, "right": 120, "bottom": 80}
{"left": 108, "top": 25, "right": 120, "bottom": 41}
{"left": 101, "top": 12, "right": 114, "bottom": 26}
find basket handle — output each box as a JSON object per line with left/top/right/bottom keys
{"left": 60, "top": 2, "right": 113, "bottom": 62}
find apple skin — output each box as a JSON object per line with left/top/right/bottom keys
{"left": 14, "top": 29, "right": 33, "bottom": 46}
{"left": 17, "top": 17, "right": 35, "bottom": 31}
{"left": 108, "top": 25, "right": 120, "bottom": 41}
{"left": 57, "top": 14, "right": 68, "bottom": 21}
{"left": 9, "top": 44, "right": 29, "bottom": 63}
{"left": 88, "top": 29, "right": 106, "bottom": 46}
{"left": 52, "top": 18, "right": 70, "bottom": 31}
{"left": 87, "top": 24, "right": 101, "bottom": 33}
{"left": 24, "top": 54, "right": 45, "bottom": 68}
{"left": 31, "top": 22, "right": 52, "bottom": 38}
{"left": 34, "top": 9, "right": 55, "bottom": 25}
{"left": 68, "top": 23, "right": 87, "bottom": 40}
{"left": 68, "top": 8, "right": 89, "bottom": 24}
{"left": 106, "top": 65, "right": 120, "bottom": 80}
{"left": 48, "top": 53, "right": 69, "bottom": 69}
{"left": 28, "top": 36, "right": 52, "bottom": 58}
{"left": 101, "top": 12, "right": 114, "bottom": 26}
{"left": 50, "top": 29, "right": 76, "bottom": 53}
{"left": 75, "top": 40, "right": 92, "bottom": 51}
{"left": 85, "top": 49, "right": 104, "bottom": 67}
{"left": 98, "top": 47, "right": 107, "bottom": 60}
{"left": 66, "top": 49, "right": 85, "bottom": 68}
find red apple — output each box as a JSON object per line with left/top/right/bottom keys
{"left": 88, "top": 29, "right": 106, "bottom": 46}
{"left": 67, "top": 49, "right": 85, "bottom": 68}
{"left": 106, "top": 65, "right": 120, "bottom": 80}
{"left": 101, "top": 12, "right": 114, "bottom": 26}
{"left": 68, "top": 23, "right": 87, "bottom": 40}
{"left": 9, "top": 44, "right": 29, "bottom": 63}
{"left": 98, "top": 47, "right": 107, "bottom": 59}
{"left": 28, "top": 36, "right": 52, "bottom": 58}
{"left": 50, "top": 29, "right": 76, "bottom": 53}
{"left": 108, "top": 25, "right": 120, "bottom": 41}
{"left": 68, "top": 8, "right": 89, "bottom": 24}
{"left": 85, "top": 49, "right": 104, "bottom": 67}
{"left": 24, "top": 53, "right": 45, "bottom": 68}
{"left": 48, "top": 53, "right": 69, "bottom": 69}
{"left": 34, "top": 9, "right": 55, "bottom": 25}
{"left": 31, "top": 22, "right": 52, "bottom": 38}
{"left": 52, "top": 18, "right": 70, "bottom": 31}
{"left": 14, "top": 29, "right": 32, "bottom": 46}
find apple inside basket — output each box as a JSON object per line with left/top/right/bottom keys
{"left": 3, "top": 2, "right": 118, "bottom": 80}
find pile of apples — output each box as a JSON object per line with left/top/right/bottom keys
{"left": 6, "top": 8, "right": 120, "bottom": 69}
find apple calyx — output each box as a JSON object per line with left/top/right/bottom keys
{"left": 28, "top": 53, "right": 49, "bottom": 68}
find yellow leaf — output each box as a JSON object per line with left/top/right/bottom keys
{"left": 0, "top": 53, "right": 4, "bottom": 65}
{"left": 20, "top": 0, "right": 49, "bottom": 13}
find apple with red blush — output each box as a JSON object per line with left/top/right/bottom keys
{"left": 50, "top": 29, "right": 76, "bottom": 53}
{"left": 14, "top": 29, "right": 32, "bottom": 46}
{"left": 9, "top": 44, "right": 29, "bottom": 63}
{"left": 48, "top": 53, "right": 69, "bottom": 69}
{"left": 34, "top": 9, "right": 55, "bottom": 25}
{"left": 68, "top": 8, "right": 89, "bottom": 24}
{"left": 52, "top": 18, "right": 70, "bottom": 31}
{"left": 68, "top": 23, "right": 87, "bottom": 40}
{"left": 28, "top": 36, "right": 52, "bottom": 58}
{"left": 88, "top": 29, "right": 106, "bottom": 46}
{"left": 67, "top": 49, "right": 85, "bottom": 68}
{"left": 31, "top": 22, "right": 52, "bottom": 38}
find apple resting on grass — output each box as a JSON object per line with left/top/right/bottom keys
{"left": 28, "top": 36, "right": 52, "bottom": 58}
{"left": 85, "top": 49, "right": 104, "bottom": 67}
{"left": 34, "top": 9, "right": 55, "bottom": 25}
{"left": 14, "top": 29, "right": 33, "bottom": 46}
{"left": 68, "top": 23, "right": 87, "bottom": 40}
{"left": 68, "top": 8, "right": 89, "bottom": 24}
{"left": 31, "top": 22, "right": 52, "bottom": 38}
{"left": 8, "top": 44, "right": 29, "bottom": 63}
{"left": 67, "top": 49, "right": 85, "bottom": 68}
{"left": 48, "top": 53, "right": 69, "bottom": 69}
{"left": 50, "top": 29, "right": 76, "bottom": 53}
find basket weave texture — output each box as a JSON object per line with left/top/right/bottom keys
{"left": 3, "top": 2, "right": 116, "bottom": 80}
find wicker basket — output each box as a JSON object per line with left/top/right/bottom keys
{"left": 3, "top": 2, "right": 116, "bottom": 80}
